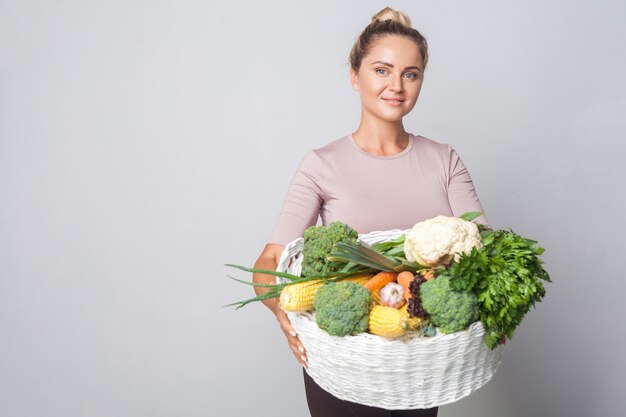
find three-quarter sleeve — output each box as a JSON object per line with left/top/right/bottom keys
{"left": 446, "top": 146, "right": 490, "bottom": 227}
{"left": 267, "top": 150, "right": 324, "bottom": 246}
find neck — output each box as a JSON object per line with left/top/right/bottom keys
{"left": 352, "top": 116, "right": 408, "bottom": 156}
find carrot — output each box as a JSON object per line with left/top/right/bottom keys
{"left": 396, "top": 271, "right": 415, "bottom": 300}
{"left": 422, "top": 269, "right": 436, "bottom": 281}
{"left": 363, "top": 271, "right": 398, "bottom": 291}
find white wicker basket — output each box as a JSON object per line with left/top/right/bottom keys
{"left": 276, "top": 229, "right": 502, "bottom": 410}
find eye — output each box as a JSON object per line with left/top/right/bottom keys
{"left": 404, "top": 72, "right": 418, "bottom": 80}
{"left": 375, "top": 68, "right": 388, "bottom": 75}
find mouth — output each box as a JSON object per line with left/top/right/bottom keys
{"left": 382, "top": 97, "right": 405, "bottom": 106}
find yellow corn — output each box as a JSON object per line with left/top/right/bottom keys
{"left": 371, "top": 288, "right": 381, "bottom": 305}
{"left": 279, "top": 280, "right": 323, "bottom": 312}
{"left": 368, "top": 305, "right": 408, "bottom": 338}
{"left": 342, "top": 273, "right": 374, "bottom": 286}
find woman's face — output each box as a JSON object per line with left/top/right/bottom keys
{"left": 350, "top": 35, "right": 424, "bottom": 123}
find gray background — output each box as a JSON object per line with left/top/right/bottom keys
{"left": 1, "top": 0, "right": 624, "bottom": 416}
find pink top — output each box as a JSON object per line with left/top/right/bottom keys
{"left": 267, "top": 133, "right": 488, "bottom": 246}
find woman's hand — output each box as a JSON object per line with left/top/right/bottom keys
{"left": 275, "top": 308, "right": 307, "bottom": 367}
{"left": 253, "top": 243, "right": 307, "bottom": 367}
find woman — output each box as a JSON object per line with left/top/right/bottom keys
{"left": 252, "top": 7, "right": 488, "bottom": 417}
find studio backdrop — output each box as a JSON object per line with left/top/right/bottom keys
{"left": 1, "top": 1, "right": 624, "bottom": 416}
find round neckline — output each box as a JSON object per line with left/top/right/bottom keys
{"left": 348, "top": 133, "right": 414, "bottom": 160}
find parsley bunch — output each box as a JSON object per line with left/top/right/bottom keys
{"left": 441, "top": 227, "right": 551, "bottom": 349}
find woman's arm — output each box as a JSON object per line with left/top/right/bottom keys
{"left": 252, "top": 243, "right": 285, "bottom": 314}
{"left": 257, "top": 150, "right": 325, "bottom": 367}
{"left": 253, "top": 243, "right": 308, "bottom": 367}
{"left": 266, "top": 150, "right": 324, "bottom": 246}
{"left": 447, "top": 146, "right": 491, "bottom": 227}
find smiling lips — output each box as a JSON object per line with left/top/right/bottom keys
{"left": 382, "top": 97, "right": 405, "bottom": 106}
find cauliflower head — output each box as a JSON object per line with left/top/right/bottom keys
{"left": 419, "top": 276, "right": 478, "bottom": 334}
{"left": 403, "top": 215, "right": 482, "bottom": 267}
{"left": 313, "top": 281, "right": 372, "bottom": 336}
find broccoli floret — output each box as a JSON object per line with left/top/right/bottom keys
{"left": 419, "top": 276, "right": 478, "bottom": 334}
{"left": 313, "top": 281, "right": 372, "bottom": 336}
{"left": 301, "top": 222, "right": 358, "bottom": 277}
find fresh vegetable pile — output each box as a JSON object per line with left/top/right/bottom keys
{"left": 225, "top": 212, "right": 550, "bottom": 349}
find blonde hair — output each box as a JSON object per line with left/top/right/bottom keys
{"left": 349, "top": 7, "right": 428, "bottom": 71}
{"left": 373, "top": 7, "right": 412, "bottom": 27}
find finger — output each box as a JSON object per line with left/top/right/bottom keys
{"left": 290, "top": 338, "right": 306, "bottom": 355}
{"left": 282, "top": 325, "right": 307, "bottom": 363}
{"left": 289, "top": 343, "right": 307, "bottom": 367}
{"left": 277, "top": 315, "right": 298, "bottom": 338}
{"left": 278, "top": 319, "right": 297, "bottom": 338}
{"left": 275, "top": 311, "right": 307, "bottom": 366}
{"left": 283, "top": 329, "right": 306, "bottom": 356}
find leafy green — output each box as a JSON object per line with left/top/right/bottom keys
{"left": 371, "top": 234, "right": 405, "bottom": 252}
{"left": 459, "top": 211, "right": 484, "bottom": 222}
{"left": 443, "top": 229, "right": 551, "bottom": 349}
{"left": 327, "top": 241, "right": 401, "bottom": 271}
{"left": 421, "top": 322, "right": 437, "bottom": 337}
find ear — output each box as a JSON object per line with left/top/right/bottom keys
{"left": 349, "top": 67, "right": 359, "bottom": 91}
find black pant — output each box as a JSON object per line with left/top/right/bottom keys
{"left": 303, "top": 369, "right": 439, "bottom": 417}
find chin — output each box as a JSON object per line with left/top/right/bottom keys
{"left": 380, "top": 115, "right": 405, "bottom": 123}
{"left": 379, "top": 110, "right": 410, "bottom": 123}
{"left": 363, "top": 103, "right": 411, "bottom": 122}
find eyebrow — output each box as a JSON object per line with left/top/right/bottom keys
{"left": 370, "top": 61, "right": 422, "bottom": 72}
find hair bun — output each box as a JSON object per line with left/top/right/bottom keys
{"left": 371, "top": 7, "right": 412, "bottom": 27}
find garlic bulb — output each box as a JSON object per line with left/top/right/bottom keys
{"left": 379, "top": 282, "right": 405, "bottom": 308}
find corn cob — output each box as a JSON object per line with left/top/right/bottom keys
{"left": 279, "top": 280, "right": 324, "bottom": 312}
{"left": 368, "top": 305, "right": 408, "bottom": 338}
{"left": 342, "top": 273, "right": 374, "bottom": 286}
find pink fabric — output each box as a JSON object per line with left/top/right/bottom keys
{"left": 267, "top": 133, "right": 488, "bottom": 246}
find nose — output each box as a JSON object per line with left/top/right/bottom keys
{"left": 388, "top": 73, "right": 404, "bottom": 93}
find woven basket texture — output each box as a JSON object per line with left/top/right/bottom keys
{"left": 276, "top": 229, "right": 502, "bottom": 410}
